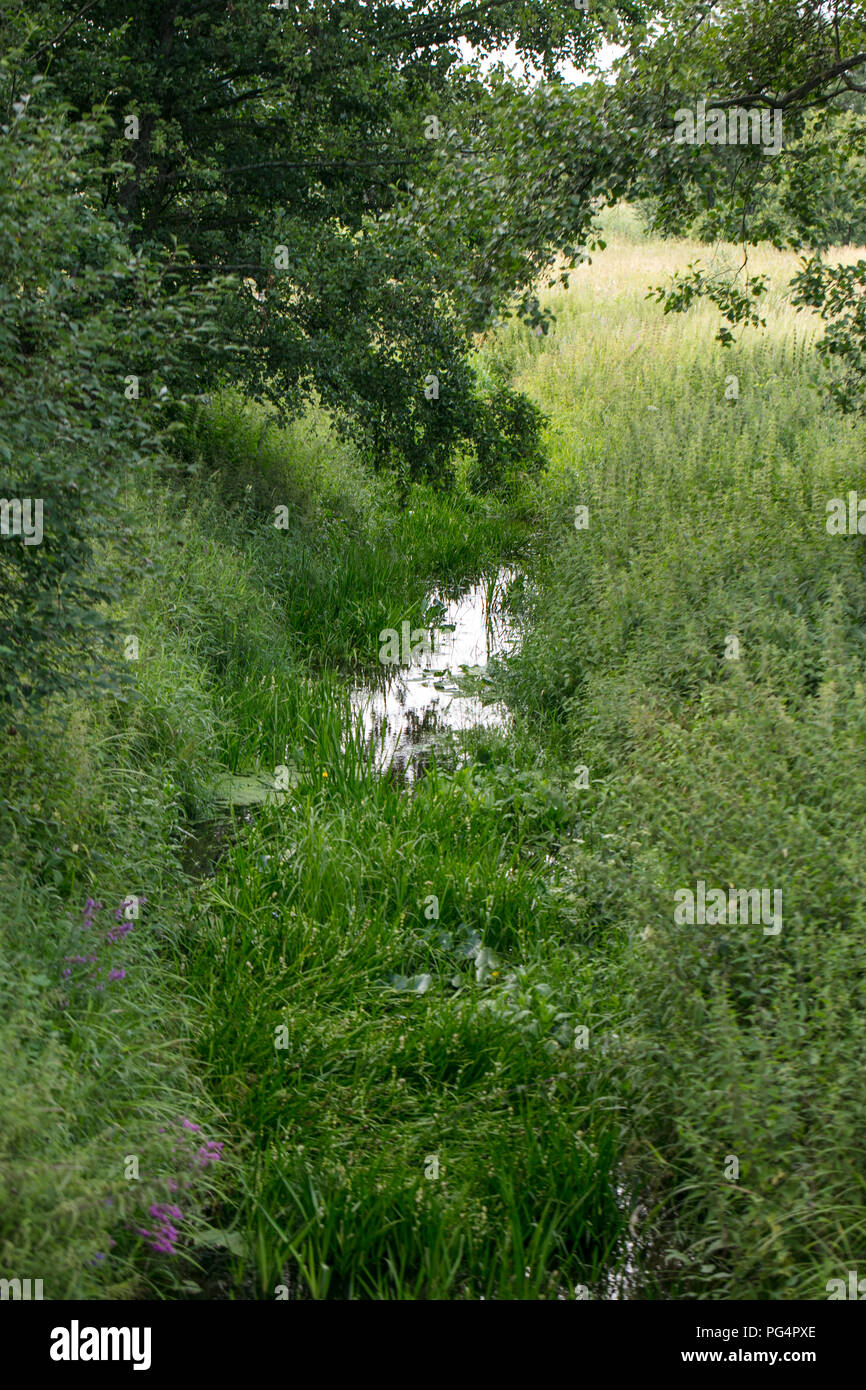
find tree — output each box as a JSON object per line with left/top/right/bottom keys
{"left": 409, "top": 1, "right": 866, "bottom": 407}
{"left": 0, "top": 1, "right": 647, "bottom": 487}
{"left": 614, "top": 0, "right": 866, "bottom": 403}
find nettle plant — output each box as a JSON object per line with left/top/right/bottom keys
{"left": 479, "top": 965, "right": 580, "bottom": 1052}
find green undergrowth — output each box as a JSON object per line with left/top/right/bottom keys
{"left": 495, "top": 216, "right": 866, "bottom": 1298}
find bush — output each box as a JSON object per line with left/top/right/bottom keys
{"left": 0, "top": 66, "right": 229, "bottom": 716}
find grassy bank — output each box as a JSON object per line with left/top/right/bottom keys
{"left": 3, "top": 211, "right": 864, "bottom": 1299}
{"left": 498, "top": 206, "right": 866, "bottom": 1297}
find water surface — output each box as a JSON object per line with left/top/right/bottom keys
{"left": 350, "top": 567, "right": 520, "bottom": 780}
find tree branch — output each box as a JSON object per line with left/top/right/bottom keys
{"left": 714, "top": 52, "right": 866, "bottom": 110}
{"left": 28, "top": 0, "right": 101, "bottom": 63}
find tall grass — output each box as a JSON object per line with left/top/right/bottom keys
{"left": 0, "top": 702, "right": 235, "bottom": 1298}
{"left": 495, "top": 214, "right": 866, "bottom": 1297}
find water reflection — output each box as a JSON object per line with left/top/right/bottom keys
{"left": 351, "top": 567, "right": 520, "bottom": 780}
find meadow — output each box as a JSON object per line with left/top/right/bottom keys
{"left": 3, "top": 207, "right": 865, "bottom": 1299}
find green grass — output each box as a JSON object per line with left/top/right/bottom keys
{"left": 0, "top": 704, "right": 236, "bottom": 1298}
{"left": 3, "top": 212, "right": 865, "bottom": 1299}
{"left": 122, "top": 403, "right": 626, "bottom": 1297}
{"left": 493, "top": 214, "right": 866, "bottom": 1297}
{"left": 183, "top": 749, "right": 626, "bottom": 1298}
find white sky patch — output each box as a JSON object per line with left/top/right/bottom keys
{"left": 457, "top": 37, "right": 624, "bottom": 85}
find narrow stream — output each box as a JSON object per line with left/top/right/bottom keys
{"left": 350, "top": 566, "right": 519, "bottom": 781}
{"left": 179, "top": 560, "right": 643, "bottom": 1296}
{"left": 182, "top": 566, "right": 521, "bottom": 870}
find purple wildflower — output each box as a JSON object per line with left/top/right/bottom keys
{"left": 136, "top": 1202, "right": 185, "bottom": 1255}
{"left": 196, "top": 1140, "right": 225, "bottom": 1168}
{"left": 106, "top": 920, "right": 133, "bottom": 943}
{"left": 150, "top": 1203, "right": 183, "bottom": 1222}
